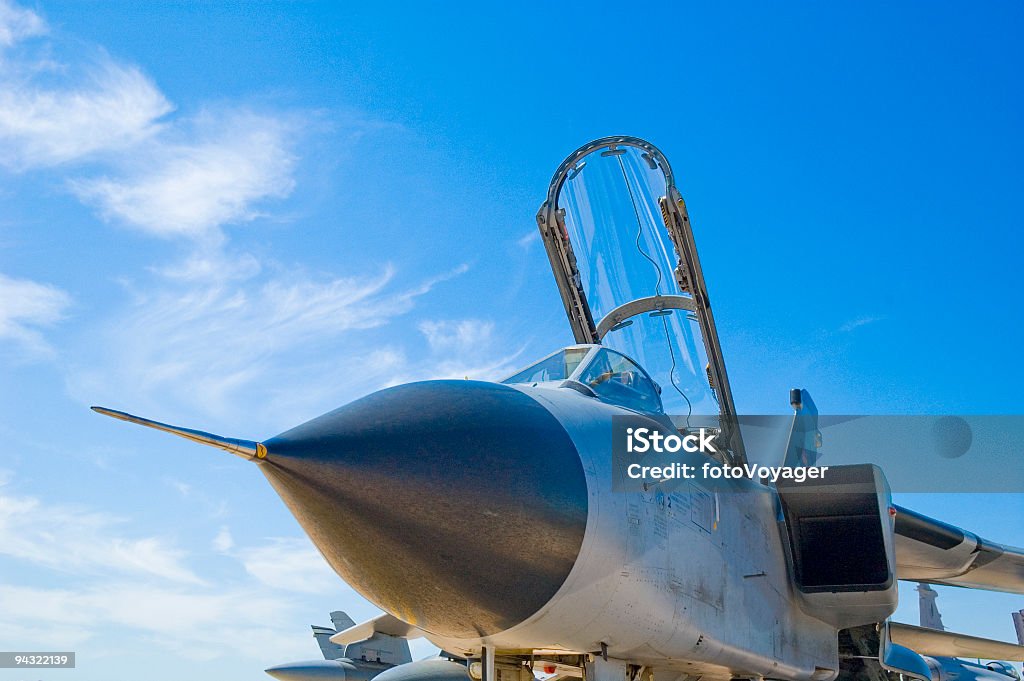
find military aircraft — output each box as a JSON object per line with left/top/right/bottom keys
{"left": 265, "top": 610, "right": 522, "bottom": 681}
{"left": 886, "top": 585, "right": 1022, "bottom": 681}
{"left": 93, "top": 136, "right": 1024, "bottom": 681}
{"left": 264, "top": 610, "right": 412, "bottom": 681}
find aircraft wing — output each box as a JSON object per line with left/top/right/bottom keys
{"left": 329, "top": 613, "right": 425, "bottom": 646}
{"left": 894, "top": 505, "right": 1024, "bottom": 594}
{"left": 890, "top": 622, "right": 1024, "bottom": 661}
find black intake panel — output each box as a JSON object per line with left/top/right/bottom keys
{"left": 777, "top": 464, "right": 895, "bottom": 592}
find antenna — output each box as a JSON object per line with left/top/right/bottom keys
{"left": 91, "top": 406, "right": 265, "bottom": 460}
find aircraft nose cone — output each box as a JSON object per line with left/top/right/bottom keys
{"left": 260, "top": 380, "right": 588, "bottom": 639}
{"left": 264, "top": 660, "right": 348, "bottom": 681}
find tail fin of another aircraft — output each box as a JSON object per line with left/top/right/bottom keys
{"left": 917, "top": 583, "right": 945, "bottom": 631}
{"left": 311, "top": 611, "right": 356, "bottom": 660}
{"left": 330, "top": 611, "right": 356, "bottom": 633}
{"left": 313, "top": 624, "right": 347, "bottom": 659}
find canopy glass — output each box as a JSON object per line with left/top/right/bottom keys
{"left": 556, "top": 144, "right": 718, "bottom": 420}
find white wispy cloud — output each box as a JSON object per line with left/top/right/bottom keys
{"left": 153, "top": 249, "right": 262, "bottom": 283}
{"left": 237, "top": 536, "right": 340, "bottom": 594}
{"left": 0, "top": 271, "right": 71, "bottom": 357}
{"left": 0, "top": 475, "right": 359, "bottom": 661}
{"left": 0, "top": 582, "right": 307, "bottom": 660}
{"left": 0, "top": 475, "right": 364, "bottom": 660}
{"left": 516, "top": 230, "right": 539, "bottom": 248}
{"left": 165, "top": 478, "right": 192, "bottom": 497}
{"left": 0, "top": 58, "right": 172, "bottom": 169}
{"left": 71, "top": 111, "right": 297, "bottom": 240}
{"left": 68, "top": 256, "right": 468, "bottom": 425}
{"left": 420, "top": 318, "right": 496, "bottom": 353}
{"left": 0, "top": 0, "right": 46, "bottom": 48}
{"left": 0, "top": 4, "right": 168, "bottom": 171}
{"left": 0, "top": 0, "right": 294, "bottom": 243}
{"left": 400, "top": 318, "right": 524, "bottom": 382}
{"left": 0, "top": 487, "right": 203, "bottom": 584}
{"left": 840, "top": 315, "right": 883, "bottom": 333}
{"left": 212, "top": 526, "right": 234, "bottom": 553}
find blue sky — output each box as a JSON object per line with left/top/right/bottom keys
{"left": 0, "top": 1, "right": 1021, "bottom": 680}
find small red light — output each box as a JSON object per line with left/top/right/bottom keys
{"left": 888, "top": 507, "right": 897, "bottom": 517}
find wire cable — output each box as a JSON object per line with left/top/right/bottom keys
{"left": 615, "top": 154, "right": 692, "bottom": 427}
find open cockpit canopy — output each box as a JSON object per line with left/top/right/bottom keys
{"left": 536, "top": 137, "right": 745, "bottom": 463}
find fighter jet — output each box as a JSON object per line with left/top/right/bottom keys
{"left": 266, "top": 610, "right": 530, "bottom": 681}
{"left": 264, "top": 610, "right": 412, "bottom": 681}
{"left": 93, "top": 137, "right": 1024, "bottom": 681}
{"left": 886, "top": 585, "right": 1021, "bottom": 681}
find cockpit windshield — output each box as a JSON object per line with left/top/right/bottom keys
{"left": 578, "top": 348, "right": 662, "bottom": 414}
{"left": 502, "top": 347, "right": 589, "bottom": 385}
{"left": 503, "top": 345, "right": 664, "bottom": 414}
